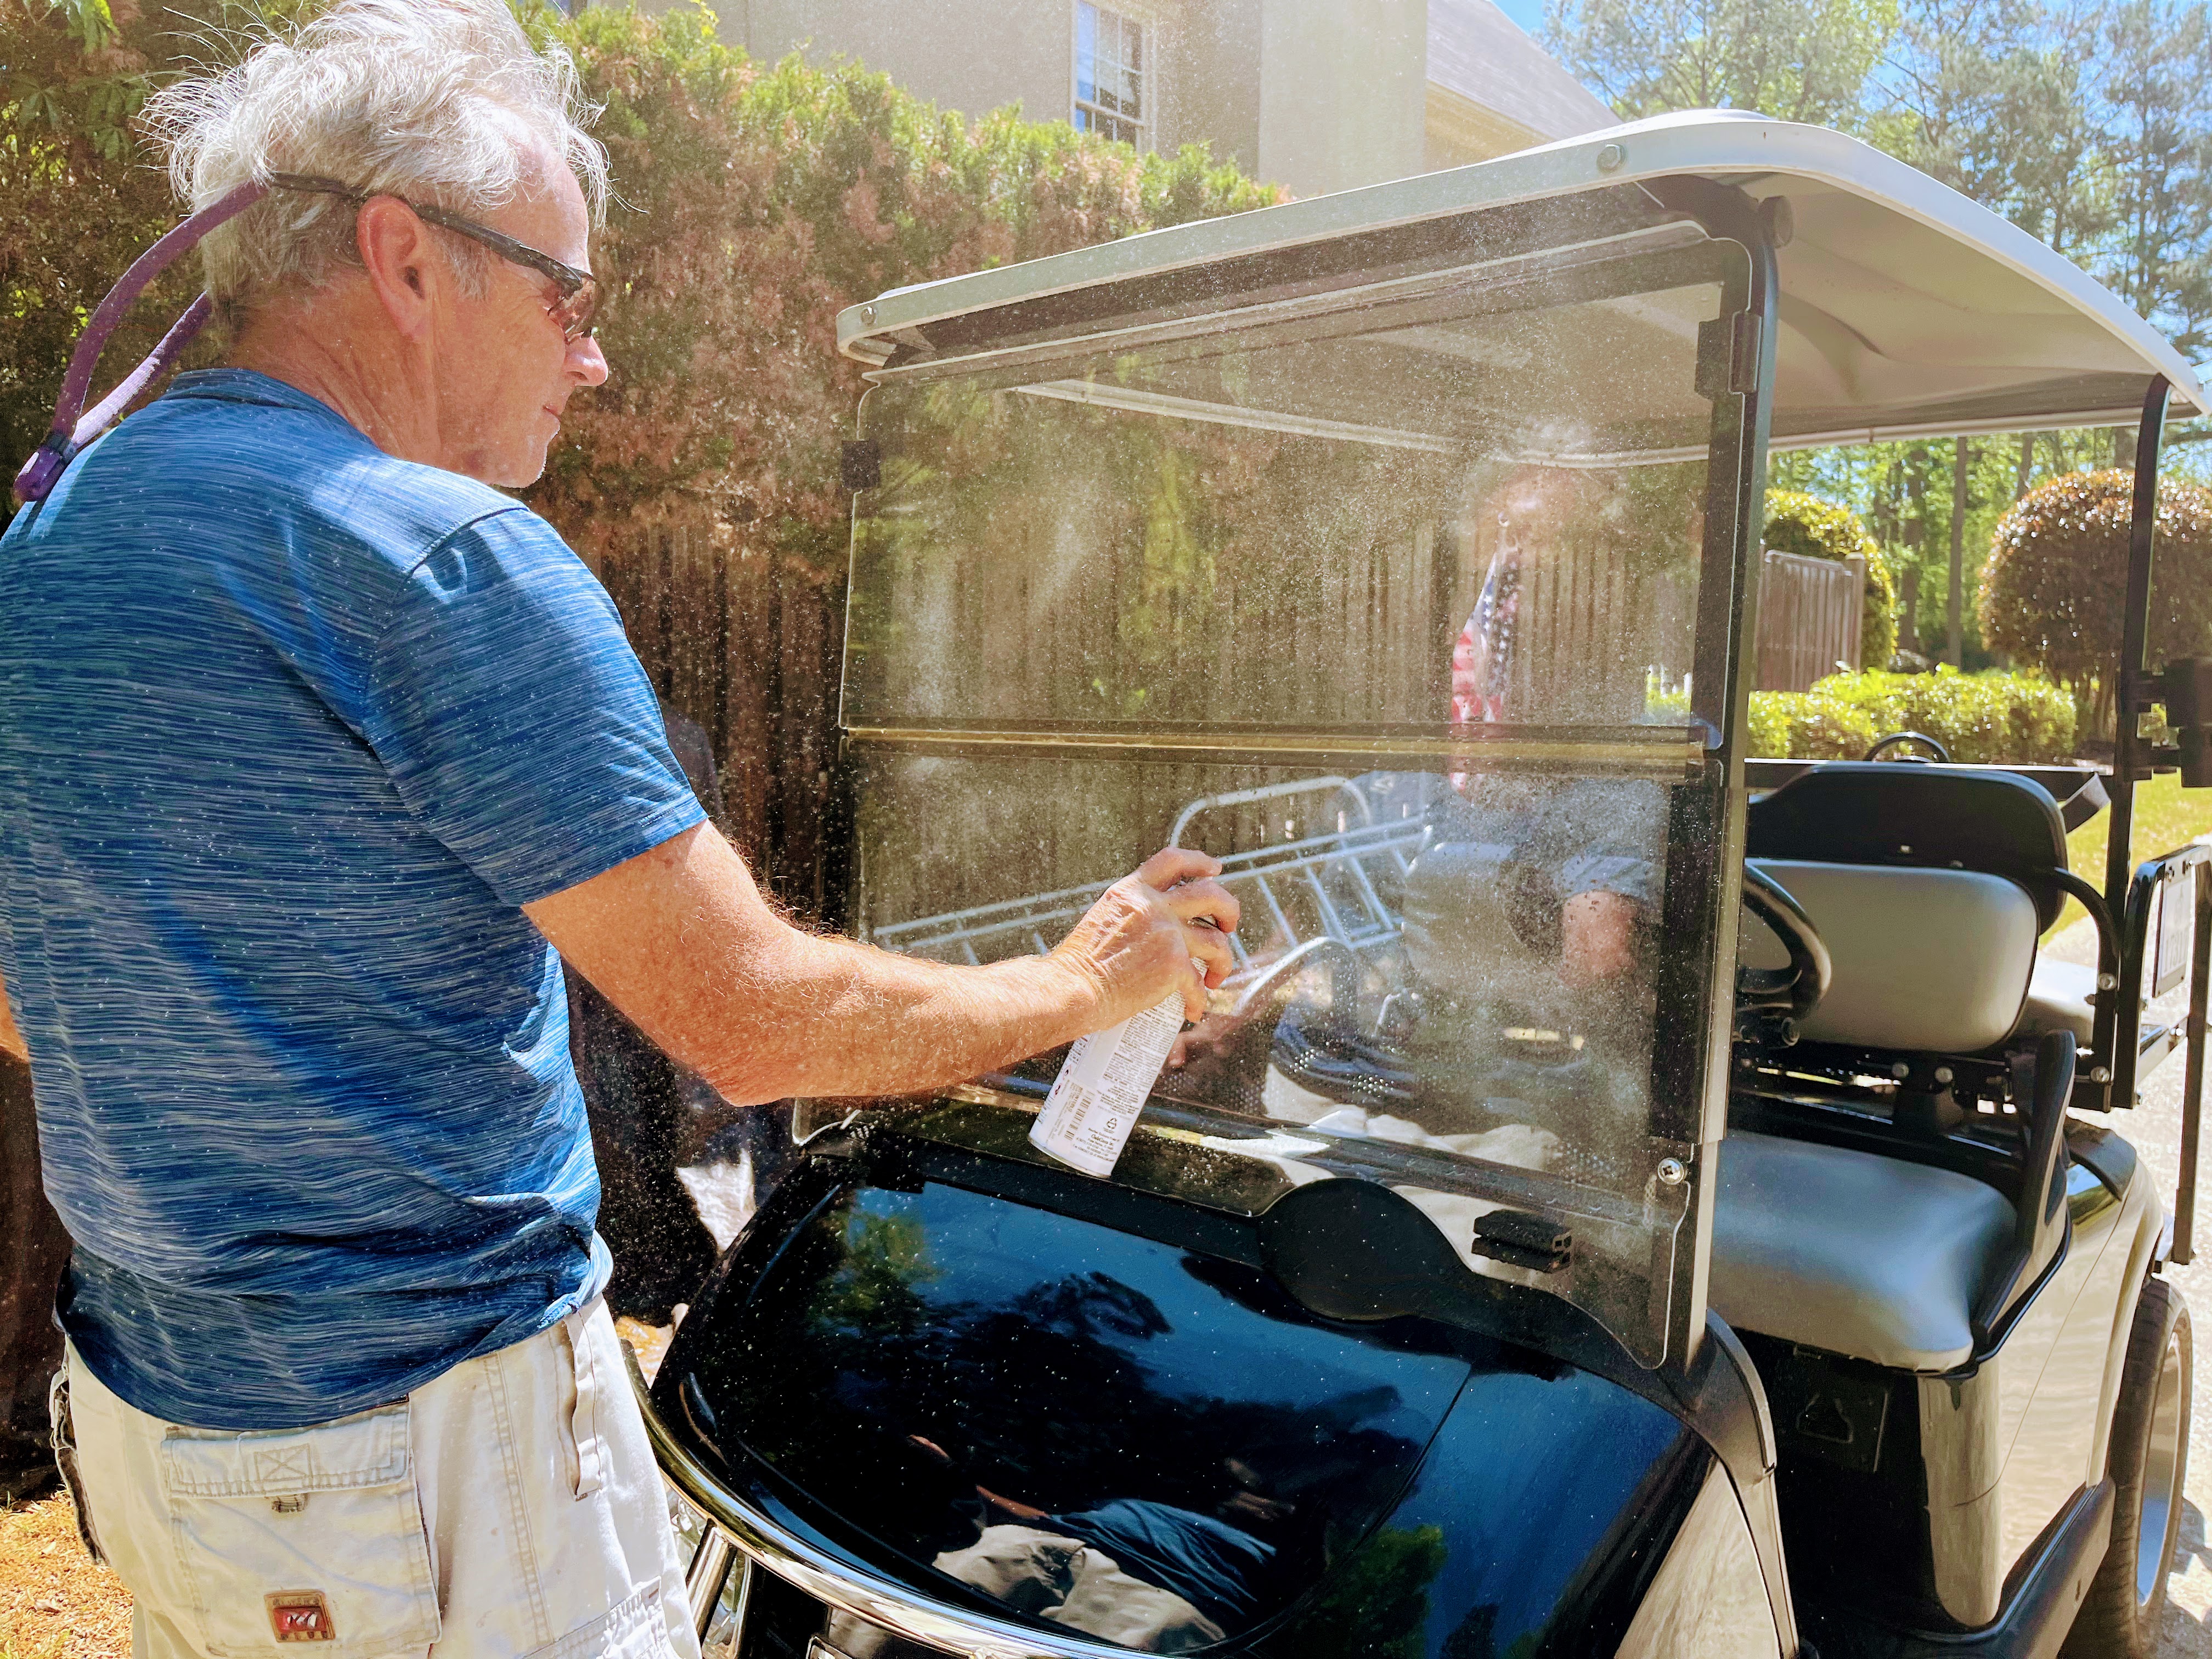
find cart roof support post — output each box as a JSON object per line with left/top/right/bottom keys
{"left": 2179, "top": 871, "right": 2210, "bottom": 1262}
{"left": 1656, "top": 182, "right": 1786, "bottom": 1372}
{"left": 2102, "top": 376, "right": 2171, "bottom": 1116}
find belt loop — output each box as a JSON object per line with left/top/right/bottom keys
{"left": 564, "top": 1306, "right": 606, "bottom": 1500}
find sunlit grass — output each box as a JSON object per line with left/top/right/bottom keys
{"left": 2054, "top": 771, "right": 2212, "bottom": 937}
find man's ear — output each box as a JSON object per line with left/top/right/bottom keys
{"left": 356, "top": 195, "right": 439, "bottom": 341}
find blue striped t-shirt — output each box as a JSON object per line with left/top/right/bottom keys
{"left": 0, "top": 370, "right": 705, "bottom": 1429}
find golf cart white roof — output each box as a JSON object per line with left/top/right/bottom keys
{"left": 838, "top": 111, "right": 2207, "bottom": 447}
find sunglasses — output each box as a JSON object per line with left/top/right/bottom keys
{"left": 269, "top": 172, "right": 599, "bottom": 341}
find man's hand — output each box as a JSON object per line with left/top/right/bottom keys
{"left": 527, "top": 827, "right": 1238, "bottom": 1105}
{"left": 1052, "top": 849, "right": 1239, "bottom": 1025}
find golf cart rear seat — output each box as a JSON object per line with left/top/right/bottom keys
{"left": 1713, "top": 764, "right": 2078, "bottom": 1370}
{"left": 1741, "top": 760, "right": 2083, "bottom": 1051}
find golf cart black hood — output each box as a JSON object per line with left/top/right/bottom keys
{"left": 652, "top": 1128, "right": 1716, "bottom": 1657}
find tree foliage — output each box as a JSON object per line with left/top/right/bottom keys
{"left": 1979, "top": 468, "right": 2212, "bottom": 734}
{"left": 1548, "top": 0, "right": 2212, "bottom": 359}
{"left": 2096, "top": 0, "right": 2212, "bottom": 351}
{"left": 0, "top": 1, "right": 1283, "bottom": 554}
{"left": 1764, "top": 489, "right": 1899, "bottom": 669}
{"left": 1539, "top": 0, "right": 1897, "bottom": 127}
{"left": 1884, "top": 0, "right": 2109, "bottom": 257}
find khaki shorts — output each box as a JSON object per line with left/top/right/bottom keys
{"left": 55, "top": 1300, "right": 699, "bottom": 1659}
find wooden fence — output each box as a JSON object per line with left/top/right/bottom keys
{"left": 575, "top": 528, "right": 851, "bottom": 922}
{"left": 1756, "top": 549, "right": 1865, "bottom": 692}
{"left": 578, "top": 474, "right": 1716, "bottom": 929}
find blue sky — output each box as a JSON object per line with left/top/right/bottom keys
{"left": 1492, "top": 0, "right": 1551, "bottom": 41}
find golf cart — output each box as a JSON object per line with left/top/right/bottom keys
{"left": 637, "top": 111, "right": 2212, "bottom": 1659}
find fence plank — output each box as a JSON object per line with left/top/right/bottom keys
{"left": 1756, "top": 550, "right": 1865, "bottom": 692}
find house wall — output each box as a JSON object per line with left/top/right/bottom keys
{"left": 1180, "top": 0, "right": 1262, "bottom": 174}
{"left": 639, "top": 0, "right": 1438, "bottom": 195}
{"left": 1423, "top": 81, "right": 1542, "bottom": 173}
{"left": 733, "top": 0, "right": 1078, "bottom": 138}
{"left": 1254, "top": 0, "right": 1427, "bottom": 199}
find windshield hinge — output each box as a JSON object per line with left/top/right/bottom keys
{"left": 1696, "top": 313, "right": 1763, "bottom": 399}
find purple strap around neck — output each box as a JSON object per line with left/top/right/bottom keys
{"left": 12, "top": 178, "right": 269, "bottom": 506}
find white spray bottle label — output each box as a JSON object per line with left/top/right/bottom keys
{"left": 1029, "top": 992, "right": 1185, "bottom": 1177}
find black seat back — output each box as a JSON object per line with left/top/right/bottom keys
{"left": 1743, "top": 762, "right": 2072, "bottom": 930}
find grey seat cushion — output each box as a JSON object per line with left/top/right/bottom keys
{"left": 1741, "top": 860, "right": 2038, "bottom": 1053}
{"left": 2017, "top": 957, "right": 2096, "bottom": 1045}
{"left": 1711, "top": 1132, "right": 2015, "bottom": 1370}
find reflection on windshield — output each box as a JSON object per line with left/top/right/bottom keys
{"left": 1247, "top": 771, "right": 1662, "bottom": 1182}
{"left": 707, "top": 1181, "right": 1469, "bottom": 1650}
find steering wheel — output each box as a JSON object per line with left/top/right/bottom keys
{"left": 1864, "top": 730, "right": 1951, "bottom": 764}
{"left": 1738, "top": 864, "right": 1832, "bottom": 1025}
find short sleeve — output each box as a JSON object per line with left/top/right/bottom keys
{"left": 1547, "top": 780, "right": 1666, "bottom": 909}
{"left": 364, "top": 509, "right": 706, "bottom": 906}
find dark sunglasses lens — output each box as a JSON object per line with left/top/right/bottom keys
{"left": 552, "top": 280, "right": 597, "bottom": 341}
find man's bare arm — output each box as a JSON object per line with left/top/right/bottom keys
{"left": 526, "top": 824, "right": 1239, "bottom": 1106}
{"left": 0, "top": 969, "right": 24, "bottom": 1063}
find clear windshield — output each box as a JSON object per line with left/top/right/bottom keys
{"left": 842, "top": 244, "right": 1746, "bottom": 1366}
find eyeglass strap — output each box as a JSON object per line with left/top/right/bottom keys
{"left": 13, "top": 178, "right": 268, "bottom": 506}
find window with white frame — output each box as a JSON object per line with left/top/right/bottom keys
{"left": 1074, "top": 2, "right": 1149, "bottom": 148}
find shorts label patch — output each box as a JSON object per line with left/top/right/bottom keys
{"left": 267, "top": 1590, "right": 336, "bottom": 1642}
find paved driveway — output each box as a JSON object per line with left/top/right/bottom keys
{"left": 2044, "top": 919, "right": 2211, "bottom": 1655}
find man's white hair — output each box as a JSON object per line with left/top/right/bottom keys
{"left": 143, "top": 0, "right": 607, "bottom": 324}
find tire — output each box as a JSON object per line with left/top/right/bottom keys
{"left": 2063, "top": 1275, "right": 2192, "bottom": 1658}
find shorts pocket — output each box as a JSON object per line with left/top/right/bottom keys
{"left": 160, "top": 1401, "right": 439, "bottom": 1656}
{"left": 524, "top": 1584, "right": 676, "bottom": 1659}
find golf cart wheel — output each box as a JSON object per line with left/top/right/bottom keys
{"left": 2064, "top": 1276, "right": 2191, "bottom": 1658}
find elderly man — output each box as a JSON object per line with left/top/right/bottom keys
{"left": 0, "top": 3, "right": 1234, "bottom": 1656}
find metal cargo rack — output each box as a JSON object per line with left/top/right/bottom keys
{"left": 867, "top": 776, "right": 1439, "bottom": 1009}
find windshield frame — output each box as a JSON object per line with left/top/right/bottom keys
{"left": 828, "top": 190, "right": 1786, "bottom": 1376}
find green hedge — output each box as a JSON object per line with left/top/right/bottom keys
{"left": 0, "top": 3, "right": 1285, "bottom": 554}
{"left": 1745, "top": 692, "right": 1877, "bottom": 760}
{"left": 1743, "top": 667, "right": 2075, "bottom": 762}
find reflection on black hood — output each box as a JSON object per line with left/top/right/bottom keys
{"left": 667, "top": 1164, "right": 1702, "bottom": 1656}
{"left": 689, "top": 1177, "right": 1465, "bottom": 1645}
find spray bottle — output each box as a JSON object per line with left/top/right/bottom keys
{"left": 1028, "top": 991, "right": 1187, "bottom": 1177}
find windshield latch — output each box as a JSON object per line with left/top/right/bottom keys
{"left": 1470, "top": 1209, "right": 1573, "bottom": 1274}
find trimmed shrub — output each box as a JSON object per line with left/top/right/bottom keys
{"left": 1979, "top": 470, "right": 2212, "bottom": 740}
{"left": 1746, "top": 691, "right": 1877, "bottom": 759}
{"left": 1752, "top": 695, "right": 1876, "bottom": 761}
{"left": 1804, "top": 667, "right": 2075, "bottom": 763}
{"left": 1764, "top": 490, "right": 1898, "bottom": 672}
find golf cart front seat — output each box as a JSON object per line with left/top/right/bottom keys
{"left": 1712, "top": 764, "right": 2078, "bottom": 1370}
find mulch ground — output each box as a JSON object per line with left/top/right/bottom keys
{"left": 0, "top": 1493, "right": 128, "bottom": 1659}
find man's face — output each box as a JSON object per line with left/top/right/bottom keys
{"left": 434, "top": 156, "right": 608, "bottom": 487}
